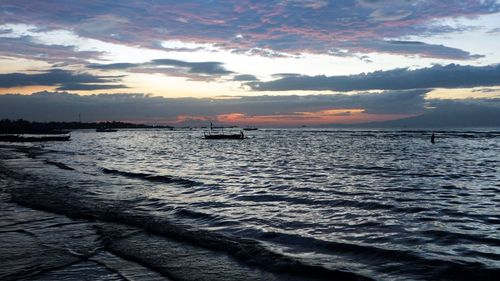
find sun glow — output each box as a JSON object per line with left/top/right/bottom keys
{"left": 208, "top": 109, "right": 414, "bottom": 127}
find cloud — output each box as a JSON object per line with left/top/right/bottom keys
{"left": 357, "top": 0, "right": 417, "bottom": 22}
{"left": 0, "top": 36, "right": 103, "bottom": 64}
{"left": 151, "top": 59, "right": 232, "bottom": 75}
{"left": 87, "top": 63, "right": 138, "bottom": 70}
{"left": 88, "top": 59, "right": 233, "bottom": 80}
{"left": 2, "top": 90, "right": 498, "bottom": 127}
{"left": 159, "top": 40, "right": 219, "bottom": 52}
{"left": 56, "top": 83, "right": 127, "bottom": 91}
{"left": 369, "top": 9, "right": 412, "bottom": 22}
{"left": 343, "top": 89, "right": 428, "bottom": 114}
{"left": 472, "top": 87, "right": 500, "bottom": 93}
{"left": 488, "top": 27, "right": 500, "bottom": 34}
{"left": 230, "top": 47, "right": 292, "bottom": 58}
{"left": 364, "top": 98, "right": 500, "bottom": 127}
{"left": 0, "top": 69, "right": 126, "bottom": 91}
{"left": 0, "top": 89, "right": 430, "bottom": 122}
{"left": 280, "top": 0, "right": 329, "bottom": 9}
{"left": 272, "top": 73, "right": 302, "bottom": 78}
{"left": 233, "top": 74, "right": 258, "bottom": 81}
{"left": 248, "top": 64, "right": 500, "bottom": 91}
{"left": 1, "top": 1, "right": 498, "bottom": 59}
{"left": 338, "top": 40, "right": 483, "bottom": 60}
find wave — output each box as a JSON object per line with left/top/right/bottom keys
{"left": 44, "top": 160, "right": 75, "bottom": 171}
{"left": 235, "top": 194, "right": 427, "bottom": 214}
{"left": 174, "top": 208, "right": 221, "bottom": 221}
{"left": 8, "top": 181, "right": 372, "bottom": 281}
{"left": 101, "top": 168, "right": 202, "bottom": 187}
{"left": 421, "top": 229, "right": 500, "bottom": 247}
{"left": 254, "top": 230, "right": 500, "bottom": 280}
{"left": 12, "top": 181, "right": 497, "bottom": 280}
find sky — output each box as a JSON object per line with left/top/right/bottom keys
{"left": 0, "top": 0, "right": 499, "bottom": 126}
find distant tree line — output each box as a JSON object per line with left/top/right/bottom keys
{"left": 0, "top": 119, "right": 173, "bottom": 134}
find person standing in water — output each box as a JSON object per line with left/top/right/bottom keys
{"left": 431, "top": 133, "right": 435, "bottom": 144}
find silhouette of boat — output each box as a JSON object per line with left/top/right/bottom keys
{"left": 0, "top": 128, "right": 71, "bottom": 135}
{"left": 243, "top": 127, "right": 258, "bottom": 131}
{"left": 204, "top": 122, "right": 244, "bottom": 139}
{"left": 96, "top": 128, "right": 118, "bottom": 132}
{"left": 204, "top": 132, "right": 244, "bottom": 139}
{"left": 0, "top": 134, "right": 71, "bottom": 142}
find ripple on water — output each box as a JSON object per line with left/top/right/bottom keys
{"left": 6, "top": 129, "right": 499, "bottom": 280}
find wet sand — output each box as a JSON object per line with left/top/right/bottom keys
{"left": 0, "top": 149, "right": 169, "bottom": 281}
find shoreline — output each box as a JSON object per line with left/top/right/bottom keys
{"left": 0, "top": 145, "right": 170, "bottom": 281}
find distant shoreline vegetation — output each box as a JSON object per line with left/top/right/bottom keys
{"left": 0, "top": 119, "right": 174, "bottom": 134}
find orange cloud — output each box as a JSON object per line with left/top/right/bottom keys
{"left": 214, "top": 108, "right": 414, "bottom": 126}
{"left": 136, "top": 109, "right": 413, "bottom": 127}
{"left": 0, "top": 86, "right": 57, "bottom": 95}
{"left": 173, "top": 115, "right": 211, "bottom": 123}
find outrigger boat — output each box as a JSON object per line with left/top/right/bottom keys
{"left": 203, "top": 122, "right": 244, "bottom": 139}
{"left": 96, "top": 127, "right": 118, "bottom": 132}
{"left": 204, "top": 131, "right": 244, "bottom": 139}
{"left": 0, "top": 134, "right": 71, "bottom": 142}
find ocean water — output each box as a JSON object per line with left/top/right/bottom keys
{"left": 2, "top": 128, "right": 499, "bottom": 280}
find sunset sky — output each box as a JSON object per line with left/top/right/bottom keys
{"left": 1, "top": 0, "right": 499, "bottom": 126}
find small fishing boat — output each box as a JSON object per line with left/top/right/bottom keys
{"left": 0, "top": 129, "right": 71, "bottom": 135}
{"left": 204, "top": 122, "right": 244, "bottom": 140}
{"left": 243, "top": 127, "right": 258, "bottom": 131}
{"left": 96, "top": 128, "right": 118, "bottom": 132}
{"left": 204, "top": 131, "right": 244, "bottom": 139}
{"left": 0, "top": 134, "right": 71, "bottom": 142}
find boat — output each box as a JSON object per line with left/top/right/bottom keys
{"left": 0, "top": 129, "right": 71, "bottom": 135}
{"left": 0, "top": 134, "right": 71, "bottom": 142}
{"left": 96, "top": 128, "right": 118, "bottom": 132}
{"left": 203, "top": 122, "right": 244, "bottom": 139}
{"left": 243, "top": 127, "right": 258, "bottom": 131}
{"left": 204, "top": 132, "right": 244, "bottom": 139}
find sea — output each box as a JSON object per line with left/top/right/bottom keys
{"left": 1, "top": 128, "right": 499, "bottom": 280}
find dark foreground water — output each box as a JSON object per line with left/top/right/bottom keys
{"left": 1, "top": 129, "right": 499, "bottom": 280}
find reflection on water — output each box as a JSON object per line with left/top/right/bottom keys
{"left": 10, "top": 129, "right": 500, "bottom": 280}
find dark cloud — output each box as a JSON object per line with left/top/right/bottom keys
{"left": 248, "top": 64, "right": 500, "bottom": 91}
{"left": 230, "top": 47, "right": 292, "bottom": 58}
{"left": 344, "top": 89, "right": 428, "bottom": 114}
{"left": 360, "top": 99, "right": 500, "bottom": 127}
{"left": 272, "top": 73, "right": 302, "bottom": 78}
{"left": 0, "top": 69, "right": 126, "bottom": 91}
{"left": 281, "top": 0, "right": 329, "bottom": 9}
{"left": 151, "top": 59, "right": 233, "bottom": 75}
{"left": 0, "top": 36, "right": 103, "bottom": 64}
{"left": 487, "top": 27, "right": 500, "bottom": 34}
{"left": 57, "top": 83, "right": 128, "bottom": 91}
{"left": 0, "top": 89, "right": 429, "bottom": 122}
{"left": 472, "top": 88, "right": 500, "bottom": 93}
{"left": 1, "top": 90, "right": 497, "bottom": 127}
{"left": 1, "top": 1, "right": 498, "bottom": 58}
{"left": 88, "top": 59, "right": 233, "bottom": 80}
{"left": 233, "top": 74, "right": 258, "bottom": 81}
{"left": 87, "top": 63, "right": 138, "bottom": 70}
{"left": 338, "top": 40, "right": 483, "bottom": 60}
